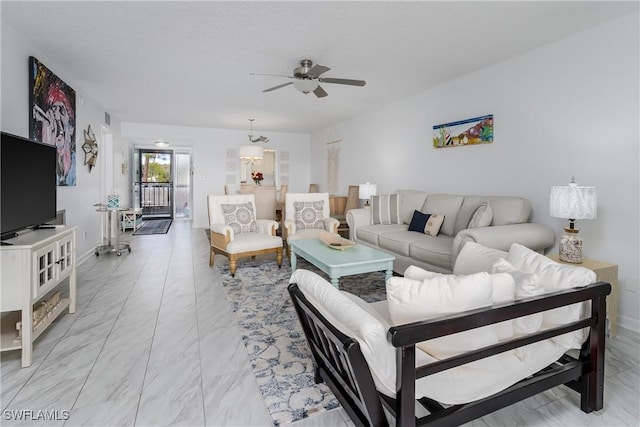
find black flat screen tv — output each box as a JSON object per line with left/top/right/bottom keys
{"left": 1, "top": 132, "right": 57, "bottom": 238}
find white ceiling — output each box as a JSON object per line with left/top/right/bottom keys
{"left": 2, "top": 1, "right": 637, "bottom": 133}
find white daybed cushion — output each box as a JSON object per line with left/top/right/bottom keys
{"left": 386, "top": 273, "right": 500, "bottom": 358}
{"left": 492, "top": 258, "right": 544, "bottom": 335}
{"left": 291, "top": 268, "right": 569, "bottom": 405}
{"left": 507, "top": 244, "right": 597, "bottom": 349}
{"left": 289, "top": 269, "right": 396, "bottom": 395}
{"left": 403, "top": 265, "right": 515, "bottom": 341}
{"left": 453, "top": 241, "right": 508, "bottom": 275}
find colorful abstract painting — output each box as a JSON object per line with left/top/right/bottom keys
{"left": 29, "top": 56, "right": 77, "bottom": 186}
{"left": 433, "top": 114, "right": 493, "bottom": 148}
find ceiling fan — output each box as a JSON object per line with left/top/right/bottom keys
{"left": 251, "top": 59, "right": 366, "bottom": 98}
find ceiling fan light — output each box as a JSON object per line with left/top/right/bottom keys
{"left": 293, "top": 79, "right": 319, "bottom": 94}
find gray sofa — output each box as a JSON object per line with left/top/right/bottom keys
{"left": 346, "top": 190, "right": 555, "bottom": 274}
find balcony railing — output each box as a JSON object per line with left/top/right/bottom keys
{"left": 141, "top": 183, "right": 172, "bottom": 217}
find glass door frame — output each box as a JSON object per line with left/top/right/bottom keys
{"left": 131, "top": 146, "right": 193, "bottom": 221}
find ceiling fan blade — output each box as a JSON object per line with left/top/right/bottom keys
{"left": 251, "top": 72, "right": 295, "bottom": 79}
{"left": 313, "top": 85, "right": 328, "bottom": 98}
{"left": 319, "top": 77, "right": 366, "bottom": 87}
{"left": 262, "top": 82, "right": 294, "bottom": 92}
{"left": 308, "top": 64, "right": 331, "bottom": 78}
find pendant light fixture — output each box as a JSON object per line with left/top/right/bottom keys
{"left": 239, "top": 119, "right": 265, "bottom": 164}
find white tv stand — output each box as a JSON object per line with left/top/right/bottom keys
{"left": 0, "top": 226, "right": 76, "bottom": 367}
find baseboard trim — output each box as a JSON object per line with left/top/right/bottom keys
{"left": 617, "top": 314, "right": 640, "bottom": 335}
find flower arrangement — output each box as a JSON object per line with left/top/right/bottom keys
{"left": 251, "top": 171, "right": 264, "bottom": 186}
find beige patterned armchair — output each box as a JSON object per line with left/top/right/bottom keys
{"left": 284, "top": 192, "right": 339, "bottom": 257}
{"left": 207, "top": 194, "right": 283, "bottom": 276}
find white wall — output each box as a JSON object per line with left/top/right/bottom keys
{"left": 120, "top": 122, "right": 311, "bottom": 229}
{"left": 1, "top": 22, "right": 123, "bottom": 261}
{"left": 311, "top": 13, "right": 640, "bottom": 331}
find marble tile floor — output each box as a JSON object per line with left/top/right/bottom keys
{"left": 1, "top": 220, "right": 638, "bottom": 426}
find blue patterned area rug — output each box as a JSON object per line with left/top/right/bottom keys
{"left": 217, "top": 256, "right": 387, "bottom": 426}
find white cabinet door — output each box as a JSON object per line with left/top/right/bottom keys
{"left": 57, "top": 233, "right": 74, "bottom": 281}
{"left": 33, "top": 242, "right": 57, "bottom": 297}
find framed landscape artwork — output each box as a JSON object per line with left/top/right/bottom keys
{"left": 29, "top": 56, "right": 77, "bottom": 186}
{"left": 433, "top": 114, "right": 493, "bottom": 148}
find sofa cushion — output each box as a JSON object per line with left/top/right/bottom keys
{"left": 408, "top": 234, "right": 454, "bottom": 270}
{"left": 396, "top": 190, "right": 428, "bottom": 224}
{"left": 468, "top": 202, "right": 493, "bottom": 228}
{"left": 386, "top": 273, "right": 498, "bottom": 359}
{"left": 221, "top": 202, "right": 257, "bottom": 234}
{"left": 293, "top": 200, "right": 326, "bottom": 229}
{"left": 507, "top": 243, "right": 596, "bottom": 349}
{"left": 453, "top": 241, "right": 508, "bottom": 275}
{"left": 356, "top": 224, "right": 407, "bottom": 246}
{"left": 371, "top": 194, "right": 401, "bottom": 225}
{"left": 421, "top": 194, "right": 464, "bottom": 237}
{"left": 486, "top": 196, "right": 531, "bottom": 226}
{"left": 379, "top": 230, "right": 426, "bottom": 257}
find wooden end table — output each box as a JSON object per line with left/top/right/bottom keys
{"left": 547, "top": 254, "right": 619, "bottom": 337}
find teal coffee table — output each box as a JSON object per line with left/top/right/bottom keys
{"left": 289, "top": 238, "right": 395, "bottom": 288}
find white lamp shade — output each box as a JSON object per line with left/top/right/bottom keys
{"left": 550, "top": 185, "right": 597, "bottom": 220}
{"left": 358, "top": 183, "right": 377, "bottom": 200}
{"left": 239, "top": 145, "right": 264, "bottom": 161}
{"left": 293, "top": 79, "right": 319, "bottom": 94}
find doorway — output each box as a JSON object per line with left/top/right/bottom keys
{"left": 137, "top": 149, "right": 173, "bottom": 219}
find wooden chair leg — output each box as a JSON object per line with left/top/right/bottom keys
{"left": 276, "top": 247, "right": 283, "bottom": 268}
{"left": 209, "top": 246, "right": 215, "bottom": 267}
{"left": 229, "top": 255, "right": 238, "bottom": 277}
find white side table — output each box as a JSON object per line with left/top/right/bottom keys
{"left": 548, "top": 254, "right": 619, "bottom": 337}
{"left": 121, "top": 208, "right": 142, "bottom": 232}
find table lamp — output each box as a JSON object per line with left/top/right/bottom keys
{"left": 358, "top": 183, "right": 377, "bottom": 207}
{"left": 549, "top": 177, "right": 597, "bottom": 263}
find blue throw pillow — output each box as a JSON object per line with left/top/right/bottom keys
{"left": 408, "top": 210, "right": 431, "bottom": 232}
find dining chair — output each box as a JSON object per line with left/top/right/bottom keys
{"left": 254, "top": 187, "right": 277, "bottom": 220}
{"left": 332, "top": 185, "right": 359, "bottom": 237}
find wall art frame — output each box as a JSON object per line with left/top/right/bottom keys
{"left": 29, "top": 56, "right": 77, "bottom": 186}
{"left": 433, "top": 114, "right": 493, "bottom": 148}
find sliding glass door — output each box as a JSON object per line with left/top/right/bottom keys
{"left": 132, "top": 147, "right": 192, "bottom": 220}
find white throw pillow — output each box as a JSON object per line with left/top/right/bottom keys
{"left": 386, "top": 273, "right": 498, "bottom": 359}
{"left": 506, "top": 244, "right": 596, "bottom": 349}
{"left": 403, "top": 265, "right": 443, "bottom": 281}
{"left": 453, "top": 241, "right": 508, "bottom": 275}
{"left": 467, "top": 202, "right": 493, "bottom": 228}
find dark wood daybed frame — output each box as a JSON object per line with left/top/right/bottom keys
{"left": 288, "top": 281, "right": 611, "bottom": 427}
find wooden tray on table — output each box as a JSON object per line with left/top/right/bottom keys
{"left": 319, "top": 231, "right": 357, "bottom": 250}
